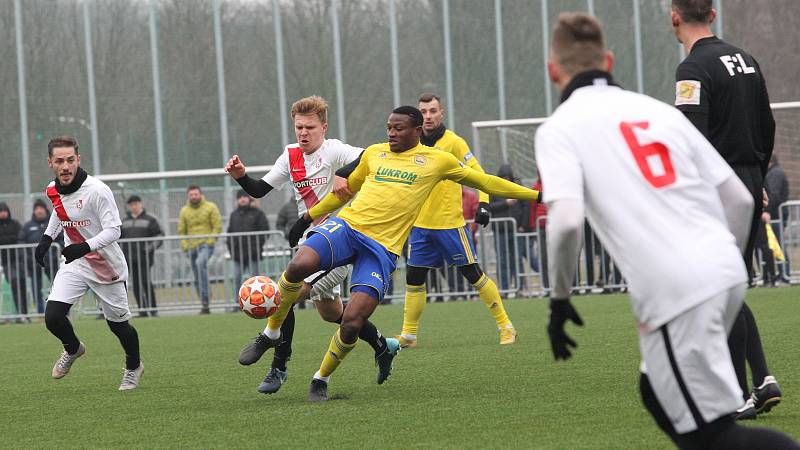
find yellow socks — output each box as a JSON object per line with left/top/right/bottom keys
{"left": 264, "top": 273, "right": 303, "bottom": 338}
{"left": 473, "top": 274, "right": 512, "bottom": 329}
{"left": 318, "top": 329, "right": 357, "bottom": 378}
{"left": 400, "top": 284, "right": 427, "bottom": 338}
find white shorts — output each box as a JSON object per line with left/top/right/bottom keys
{"left": 639, "top": 283, "right": 745, "bottom": 434}
{"left": 48, "top": 264, "right": 132, "bottom": 322}
{"left": 305, "top": 265, "right": 350, "bottom": 302}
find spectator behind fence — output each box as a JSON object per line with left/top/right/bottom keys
{"left": 178, "top": 185, "right": 221, "bottom": 314}
{"left": 121, "top": 195, "right": 163, "bottom": 317}
{"left": 275, "top": 197, "right": 299, "bottom": 239}
{"left": 19, "top": 199, "right": 63, "bottom": 314}
{"left": 764, "top": 155, "right": 790, "bottom": 284}
{"left": 227, "top": 190, "right": 270, "bottom": 300}
{"left": 0, "top": 202, "right": 27, "bottom": 321}
{"left": 487, "top": 164, "right": 530, "bottom": 294}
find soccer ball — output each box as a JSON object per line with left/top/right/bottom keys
{"left": 238, "top": 276, "right": 281, "bottom": 319}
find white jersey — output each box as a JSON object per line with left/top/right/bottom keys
{"left": 45, "top": 175, "right": 128, "bottom": 284}
{"left": 262, "top": 139, "right": 362, "bottom": 221}
{"left": 535, "top": 81, "right": 747, "bottom": 329}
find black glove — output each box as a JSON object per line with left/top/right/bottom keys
{"left": 62, "top": 242, "right": 91, "bottom": 264}
{"left": 288, "top": 214, "right": 313, "bottom": 248}
{"left": 35, "top": 235, "right": 53, "bottom": 268}
{"left": 474, "top": 202, "right": 491, "bottom": 227}
{"left": 547, "top": 298, "right": 584, "bottom": 361}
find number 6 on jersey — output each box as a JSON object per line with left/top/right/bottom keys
{"left": 620, "top": 121, "right": 676, "bottom": 188}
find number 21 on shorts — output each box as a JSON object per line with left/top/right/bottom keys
{"left": 318, "top": 220, "right": 343, "bottom": 233}
{"left": 620, "top": 121, "right": 676, "bottom": 188}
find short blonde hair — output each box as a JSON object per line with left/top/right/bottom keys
{"left": 291, "top": 95, "right": 328, "bottom": 124}
{"left": 551, "top": 12, "right": 606, "bottom": 76}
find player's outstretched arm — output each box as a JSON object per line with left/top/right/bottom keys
{"left": 447, "top": 165, "right": 540, "bottom": 202}
{"left": 225, "top": 155, "right": 274, "bottom": 198}
{"left": 545, "top": 199, "right": 585, "bottom": 360}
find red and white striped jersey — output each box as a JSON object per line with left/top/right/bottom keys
{"left": 45, "top": 175, "right": 128, "bottom": 284}
{"left": 262, "top": 139, "right": 362, "bottom": 219}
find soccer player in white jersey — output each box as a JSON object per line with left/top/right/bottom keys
{"left": 225, "top": 96, "right": 400, "bottom": 394}
{"left": 535, "top": 13, "right": 798, "bottom": 449}
{"left": 36, "top": 136, "right": 144, "bottom": 391}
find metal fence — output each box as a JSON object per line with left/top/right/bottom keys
{"left": 4, "top": 0, "right": 730, "bottom": 220}
{"left": 3, "top": 211, "right": 796, "bottom": 321}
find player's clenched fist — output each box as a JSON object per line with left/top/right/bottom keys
{"left": 62, "top": 242, "right": 91, "bottom": 264}
{"left": 225, "top": 155, "right": 246, "bottom": 179}
{"left": 332, "top": 176, "right": 353, "bottom": 202}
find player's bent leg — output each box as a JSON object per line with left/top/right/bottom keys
{"left": 45, "top": 300, "right": 82, "bottom": 356}
{"left": 399, "top": 265, "right": 429, "bottom": 347}
{"left": 45, "top": 269, "right": 89, "bottom": 379}
{"left": 256, "top": 308, "right": 296, "bottom": 394}
{"left": 47, "top": 299, "right": 86, "bottom": 379}
{"left": 728, "top": 307, "right": 748, "bottom": 398}
{"left": 309, "top": 289, "right": 386, "bottom": 401}
{"left": 264, "top": 246, "right": 322, "bottom": 340}
{"left": 240, "top": 284, "right": 311, "bottom": 366}
{"left": 459, "top": 263, "right": 516, "bottom": 344}
{"left": 106, "top": 320, "right": 143, "bottom": 390}
{"left": 740, "top": 303, "right": 781, "bottom": 414}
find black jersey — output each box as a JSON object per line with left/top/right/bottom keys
{"left": 675, "top": 36, "right": 775, "bottom": 174}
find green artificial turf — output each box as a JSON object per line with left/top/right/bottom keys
{"left": 1, "top": 287, "right": 798, "bottom": 449}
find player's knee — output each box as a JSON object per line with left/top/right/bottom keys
{"left": 285, "top": 260, "right": 312, "bottom": 282}
{"left": 458, "top": 263, "right": 484, "bottom": 284}
{"left": 285, "top": 249, "right": 321, "bottom": 281}
{"left": 44, "top": 301, "right": 69, "bottom": 331}
{"left": 106, "top": 319, "right": 135, "bottom": 336}
{"left": 406, "top": 265, "right": 428, "bottom": 286}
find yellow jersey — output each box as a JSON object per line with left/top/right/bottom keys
{"left": 308, "top": 142, "right": 539, "bottom": 256}
{"left": 414, "top": 129, "right": 490, "bottom": 229}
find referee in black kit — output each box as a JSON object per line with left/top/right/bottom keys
{"left": 670, "top": 0, "right": 781, "bottom": 420}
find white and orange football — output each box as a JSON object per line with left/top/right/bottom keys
{"left": 238, "top": 276, "right": 281, "bottom": 319}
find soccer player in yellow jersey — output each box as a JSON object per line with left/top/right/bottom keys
{"left": 405, "top": 92, "right": 516, "bottom": 346}
{"left": 272, "top": 106, "right": 539, "bottom": 401}
{"left": 334, "top": 93, "right": 516, "bottom": 346}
